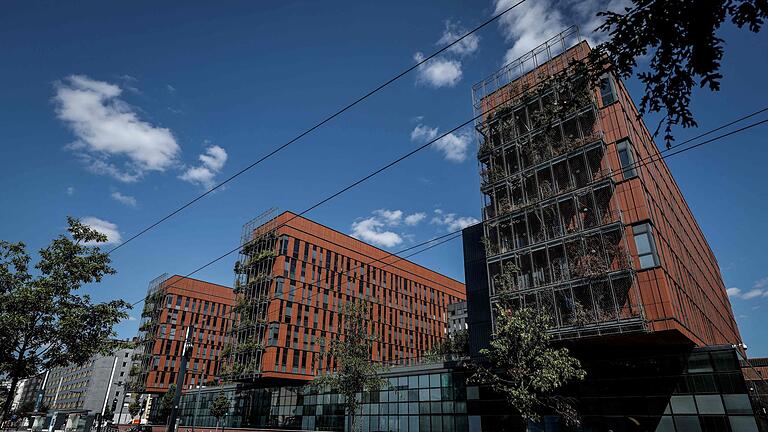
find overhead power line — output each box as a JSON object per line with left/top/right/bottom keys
{"left": 107, "top": 0, "right": 530, "bottom": 255}
{"left": 127, "top": 94, "right": 768, "bottom": 309}
{"left": 131, "top": 226, "right": 462, "bottom": 308}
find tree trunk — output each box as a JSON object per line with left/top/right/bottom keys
{"left": 2, "top": 371, "right": 21, "bottom": 420}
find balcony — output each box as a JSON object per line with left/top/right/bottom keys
{"left": 493, "top": 270, "right": 646, "bottom": 339}
{"left": 481, "top": 134, "right": 606, "bottom": 197}
{"left": 486, "top": 222, "right": 646, "bottom": 339}
{"left": 484, "top": 179, "right": 620, "bottom": 258}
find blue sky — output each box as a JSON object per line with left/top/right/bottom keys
{"left": 1, "top": 1, "right": 767, "bottom": 356}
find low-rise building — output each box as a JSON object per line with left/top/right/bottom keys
{"left": 10, "top": 373, "right": 45, "bottom": 414}
{"left": 39, "top": 347, "right": 132, "bottom": 430}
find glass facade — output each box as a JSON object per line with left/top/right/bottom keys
{"left": 574, "top": 346, "right": 761, "bottom": 432}
{"left": 178, "top": 347, "right": 760, "bottom": 431}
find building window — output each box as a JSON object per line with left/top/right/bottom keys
{"left": 279, "top": 235, "right": 289, "bottom": 255}
{"left": 616, "top": 139, "right": 637, "bottom": 179}
{"left": 600, "top": 74, "right": 617, "bottom": 106}
{"left": 633, "top": 223, "right": 659, "bottom": 269}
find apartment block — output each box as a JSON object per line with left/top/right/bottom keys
{"left": 41, "top": 348, "right": 132, "bottom": 415}
{"left": 129, "top": 274, "right": 234, "bottom": 394}
{"left": 224, "top": 211, "right": 466, "bottom": 383}
{"left": 470, "top": 27, "right": 741, "bottom": 348}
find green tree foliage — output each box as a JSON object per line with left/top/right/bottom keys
{"left": 590, "top": 0, "right": 767, "bottom": 144}
{"left": 0, "top": 217, "right": 131, "bottom": 419}
{"left": 470, "top": 307, "right": 586, "bottom": 427}
{"left": 313, "top": 300, "right": 387, "bottom": 432}
{"left": 209, "top": 391, "right": 231, "bottom": 430}
{"left": 102, "top": 407, "right": 115, "bottom": 422}
{"left": 15, "top": 400, "right": 36, "bottom": 416}
{"left": 426, "top": 329, "right": 469, "bottom": 360}
{"left": 158, "top": 384, "right": 176, "bottom": 424}
{"left": 127, "top": 395, "right": 142, "bottom": 418}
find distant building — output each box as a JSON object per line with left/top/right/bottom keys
{"left": 446, "top": 301, "right": 467, "bottom": 337}
{"left": 225, "top": 211, "right": 466, "bottom": 383}
{"left": 10, "top": 373, "right": 45, "bottom": 413}
{"left": 129, "top": 274, "right": 234, "bottom": 395}
{"left": 40, "top": 347, "right": 132, "bottom": 430}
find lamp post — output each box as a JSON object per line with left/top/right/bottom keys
{"left": 166, "top": 326, "right": 194, "bottom": 432}
{"left": 190, "top": 370, "right": 204, "bottom": 432}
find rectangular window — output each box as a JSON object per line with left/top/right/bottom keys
{"left": 616, "top": 139, "right": 637, "bottom": 178}
{"left": 633, "top": 223, "right": 660, "bottom": 269}
{"left": 600, "top": 74, "right": 617, "bottom": 106}
{"left": 279, "top": 236, "right": 289, "bottom": 255}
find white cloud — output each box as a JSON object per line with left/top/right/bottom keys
{"left": 81, "top": 217, "right": 122, "bottom": 245}
{"left": 111, "top": 191, "right": 137, "bottom": 207}
{"left": 410, "top": 124, "right": 439, "bottom": 142}
{"left": 493, "top": 0, "right": 631, "bottom": 65}
{"left": 66, "top": 186, "right": 75, "bottom": 196}
{"left": 410, "top": 123, "right": 471, "bottom": 162}
{"left": 414, "top": 52, "right": 463, "bottom": 88}
{"left": 413, "top": 19, "right": 480, "bottom": 88}
{"left": 754, "top": 277, "right": 768, "bottom": 290}
{"left": 350, "top": 209, "right": 427, "bottom": 248}
{"left": 431, "top": 209, "right": 479, "bottom": 232}
{"left": 373, "top": 209, "right": 403, "bottom": 226}
{"left": 437, "top": 21, "right": 480, "bottom": 56}
{"left": 411, "top": 123, "right": 437, "bottom": 142}
{"left": 54, "top": 75, "right": 181, "bottom": 182}
{"left": 180, "top": 144, "right": 228, "bottom": 189}
{"left": 405, "top": 212, "right": 427, "bottom": 226}
{"left": 727, "top": 283, "right": 768, "bottom": 300}
{"left": 433, "top": 131, "right": 472, "bottom": 162}
{"left": 351, "top": 217, "right": 403, "bottom": 248}
{"left": 742, "top": 289, "right": 766, "bottom": 300}
{"left": 127, "top": 316, "right": 138, "bottom": 321}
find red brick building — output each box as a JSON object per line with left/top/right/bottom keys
{"left": 472, "top": 27, "right": 741, "bottom": 348}
{"left": 224, "top": 211, "right": 466, "bottom": 383}
{"left": 130, "top": 274, "right": 234, "bottom": 393}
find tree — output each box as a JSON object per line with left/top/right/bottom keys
{"left": 425, "top": 329, "right": 469, "bottom": 360}
{"left": 313, "top": 300, "right": 387, "bottom": 432}
{"left": 470, "top": 307, "right": 586, "bottom": 427}
{"left": 127, "top": 394, "right": 142, "bottom": 419}
{"left": 102, "top": 407, "right": 115, "bottom": 422}
{"left": 15, "top": 400, "right": 36, "bottom": 417}
{"left": 0, "top": 217, "right": 131, "bottom": 419}
{"left": 158, "top": 384, "right": 176, "bottom": 424}
{"left": 209, "top": 391, "right": 230, "bottom": 431}
{"left": 590, "top": 0, "right": 767, "bottom": 144}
